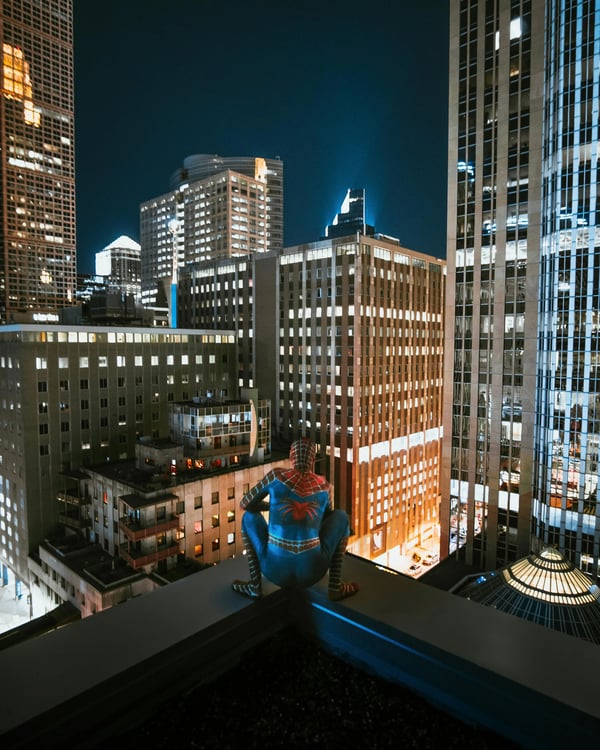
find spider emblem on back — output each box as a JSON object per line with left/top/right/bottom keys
{"left": 280, "top": 498, "right": 320, "bottom": 522}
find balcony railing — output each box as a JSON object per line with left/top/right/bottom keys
{"left": 57, "top": 491, "right": 91, "bottom": 506}
{"left": 119, "top": 515, "right": 179, "bottom": 541}
{"left": 58, "top": 511, "right": 92, "bottom": 530}
{"left": 119, "top": 542, "right": 180, "bottom": 569}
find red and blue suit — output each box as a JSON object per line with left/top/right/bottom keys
{"left": 232, "top": 438, "right": 358, "bottom": 599}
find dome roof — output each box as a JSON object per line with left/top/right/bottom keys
{"left": 458, "top": 548, "right": 600, "bottom": 644}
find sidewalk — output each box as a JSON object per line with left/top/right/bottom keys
{"left": 0, "top": 584, "right": 33, "bottom": 634}
{"left": 0, "top": 576, "right": 48, "bottom": 636}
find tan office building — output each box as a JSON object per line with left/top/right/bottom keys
{"left": 275, "top": 234, "right": 446, "bottom": 566}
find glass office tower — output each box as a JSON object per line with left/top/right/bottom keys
{"left": 0, "top": 1, "right": 76, "bottom": 322}
{"left": 444, "top": 0, "right": 600, "bottom": 577}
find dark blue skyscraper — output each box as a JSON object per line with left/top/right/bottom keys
{"left": 323, "top": 188, "right": 374, "bottom": 239}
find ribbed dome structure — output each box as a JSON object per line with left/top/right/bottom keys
{"left": 457, "top": 548, "right": 600, "bottom": 644}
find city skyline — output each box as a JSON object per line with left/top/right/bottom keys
{"left": 73, "top": 1, "right": 449, "bottom": 273}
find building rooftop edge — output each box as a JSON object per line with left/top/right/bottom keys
{"left": 0, "top": 324, "right": 237, "bottom": 336}
{"left": 282, "top": 233, "right": 446, "bottom": 265}
{"left": 0, "top": 556, "right": 599, "bottom": 748}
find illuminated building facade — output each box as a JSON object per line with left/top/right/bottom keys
{"left": 95, "top": 235, "right": 141, "bottom": 300}
{"left": 140, "top": 154, "right": 283, "bottom": 309}
{"left": 277, "top": 234, "right": 445, "bottom": 566}
{"left": 177, "top": 253, "right": 279, "bottom": 392}
{"left": 444, "top": 0, "right": 600, "bottom": 577}
{"left": 174, "top": 229, "right": 446, "bottom": 568}
{"left": 0, "top": 324, "right": 237, "bottom": 596}
{"left": 170, "top": 154, "right": 284, "bottom": 253}
{"left": 0, "top": 1, "right": 76, "bottom": 322}
{"left": 30, "top": 393, "right": 279, "bottom": 618}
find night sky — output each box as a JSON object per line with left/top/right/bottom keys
{"left": 73, "top": 1, "right": 449, "bottom": 274}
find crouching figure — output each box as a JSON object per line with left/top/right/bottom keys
{"left": 232, "top": 437, "right": 359, "bottom": 602}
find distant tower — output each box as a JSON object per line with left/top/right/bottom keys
{"left": 323, "top": 188, "right": 374, "bottom": 239}
{"left": 0, "top": 0, "right": 76, "bottom": 322}
{"left": 95, "top": 235, "right": 141, "bottom": 300}
{"left": 140, "top": 154, "right": 283, "bottom": 308}
{"left": 170, "top": 154, "right": 284, "bottom": 253}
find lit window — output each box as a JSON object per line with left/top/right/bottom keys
{"left": 2, "top": 44, "right": 40, "bottom": 126}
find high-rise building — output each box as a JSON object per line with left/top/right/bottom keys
{"left": 140, "top": 154, "right": 283, "bottom": 309}
{"left": 275, "top": 233, "right": 445, "bottom": 567}
{"left": 177, "top": 253, "right": 279, "bottom": 392}
{"left": 0, "top": 1, "right": 76, "bottom": 323}
{"left": 443, "top": 0, "right": 600, "bottom": 578}
{"left": 95, "top": 235, "right": 141, "bottom": 300}
{"left": 322, "top": 188, "right": 375, "bottom": 240}
{"left": 169, "top": 154, "right": 284, "bottom": 253}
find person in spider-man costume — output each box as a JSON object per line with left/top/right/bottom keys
{"left": 232, "top": 437, "right": 359, "bottom": 601}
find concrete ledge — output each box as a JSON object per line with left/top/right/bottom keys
{"left": 1, "top": 555, "right": 600, "bottom": 748}
{"left": 0, "top": 557, "right": 288, "bottom": 749}
{"left": 295, "top": 555, "right": 600, "bottom": 748}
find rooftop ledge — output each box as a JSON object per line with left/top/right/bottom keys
{"left": 0, "top": 554, "right": 599, "bottom": 749}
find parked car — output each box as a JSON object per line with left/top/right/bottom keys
{"left": 407, "top": 563, "right": 422, "bottom": 576}
{"left": 422, "top": 554, "right": 439, "bottom": 566}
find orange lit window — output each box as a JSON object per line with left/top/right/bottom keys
{"left": 2, "top": 44, "right": 40, "bottom": 126}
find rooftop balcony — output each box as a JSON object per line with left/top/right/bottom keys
{"left": 118, "top": 514, "right": 179, "bottom": 541}
{"left": 58, "top": 509, "right": 92, "bottom": 531}
{"left": 118, "top": 541, "right": 180, "bottom": 569}
{"left": 0, "top": 554, "right": 599, "bottom": 749}
{"left": 57, "top": 491, "right": 92, "bottom": 506}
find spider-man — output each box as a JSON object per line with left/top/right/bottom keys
{"left": 232, "top": 437, "right": 359, "bottom": 601}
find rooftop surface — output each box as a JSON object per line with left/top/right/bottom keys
{"left": 75, "top": 447, "right": 289, "bottom": 494}
{"left": 101, "top": 626, "right": 514, "bottom": 749}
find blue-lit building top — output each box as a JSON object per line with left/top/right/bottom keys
{"left": 322, "top": 188, "right": 375, "bottom": 239}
